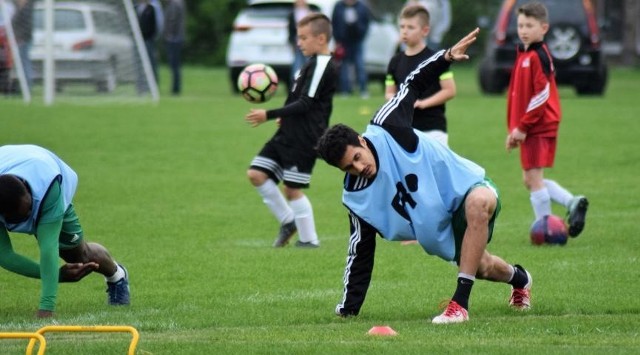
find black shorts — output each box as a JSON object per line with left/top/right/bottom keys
{"left": 249, "top": 140, "right": 317, "bottom": 188}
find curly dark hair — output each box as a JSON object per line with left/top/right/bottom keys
{"left": 316, "top": 124, "right": 362, "bottom": 167}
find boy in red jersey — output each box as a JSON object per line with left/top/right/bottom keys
{"left": 506, "top": 2, "right": 587, "bottom": 237}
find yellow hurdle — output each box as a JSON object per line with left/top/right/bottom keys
{"left": 25, "top": 325, "right": 139, "bottom": 355}
{"left": 0, "top": 332, "right": 46, "bottom": 355}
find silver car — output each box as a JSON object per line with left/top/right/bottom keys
{"left": 30, "top": 2, "right": 135, "bottom": 92}
{"left": 226, "top": 0, "right": 399, "bottom": 92}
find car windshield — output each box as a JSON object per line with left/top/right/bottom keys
{"left": 508, "top": 0, "right": 586, "bottom": 32}
{"left": 34, "top": 9, "right": 86, "bottom": 31}
{"left": 245, "top": 4, "right": 290, "bottom": 19}
{"left": 242, "top": 3, "right": 321, "bottom": 21}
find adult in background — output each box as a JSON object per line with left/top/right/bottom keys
{"left": 288, "top": 0, "right": 314, "bottom": 84}
{"left": 331, "top": 0, "right": 370, "bottom": 98}
{"left": 163, "top": 0, "right": 186, "bottom": 95}
{"left": 0, "top": 144, "right": 130, "bottom": 318}
{"left": 136, "top": 0, "right": 158, "bottom": 92}
{"left": 11, "top": 0, "right": 33, "bottom": 91}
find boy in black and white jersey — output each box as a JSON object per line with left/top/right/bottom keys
{"left": 245, "top": 13, "right": 338, "bottom": 248}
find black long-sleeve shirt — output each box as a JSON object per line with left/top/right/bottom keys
{"left": 266, "top": 54, "right": 338, "bottom": 152}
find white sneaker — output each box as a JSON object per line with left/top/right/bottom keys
{"left": 432, "top": 300, "right": 469, "bottom": 324}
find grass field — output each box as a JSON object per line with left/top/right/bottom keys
{"left": 1, "top": 63, "right": 639, "bottom": 354}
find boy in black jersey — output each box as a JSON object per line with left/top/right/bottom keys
{"left": 385, "top": 4, "right": 456, "bottom": 147}
{"left": 245, "top": 13, "right": 338, "bottom": 248}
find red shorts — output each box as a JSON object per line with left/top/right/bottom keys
{"left": 520, "top": 136, "right": 556, "bottom": 170}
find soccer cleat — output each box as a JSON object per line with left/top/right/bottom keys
{"left": 106, "top": 264, "right": 130, "bottom": 306}
{"left": 295, "top": 241, "right": 319, "bottom": 248}
{"left": 509, "top": 265, "right": 532, "bottom": 310}
{"left": 272, "top": 221, "right": 297, "bottom": 247}
{"left": 431, "top": 300, "right": 469, "bottom": 324}
{"left": 567, "top": 196, "right": 589, "bottom": 237}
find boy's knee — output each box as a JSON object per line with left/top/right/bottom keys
{"left": 283, "top": 186, "right": 303, "bottom": 201}
{"left": 247, "top": 169, "right": 266, "bottom": 186}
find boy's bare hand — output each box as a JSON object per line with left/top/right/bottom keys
{"left": 245, "top": 109, "right": 268, "bottom": 127}
{"left": 506, "top": 128, "right": 526, "bottom": 152}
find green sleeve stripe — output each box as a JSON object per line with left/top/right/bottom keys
{"left": 440, "top": 71, "right": 454, "bottom": 80}
{"left": 385, "top": 74, "right": 395, "bottom": 86}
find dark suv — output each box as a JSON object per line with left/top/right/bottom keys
{"left": 478, "top": 0, "right": 607, "bottom": 96}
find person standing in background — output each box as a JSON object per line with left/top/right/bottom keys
{"left": 163, "top": 0, "right": 186, "bottom": 95}
{"left": 136, "top": 0, "right": 158, "bottom": 89}
{"left": 11, "top": 0, "right": 33, "bottom": 91}
{"left": 288, "top": 0, "right": 313, "bottom": 84}
{"left": 386, "top": 4, "right": 456, "bottom": 147}
{"left": 405, "top": 0, "right": 451, "bottom": 50}
{"left": 331, "top": 0, "right": 370, "bottom": 98}
{"left": 151, "top": 0, "right": 164, "bottom": 41}
{"left": 505, "top": 2, "right": 588, "bottom": 238}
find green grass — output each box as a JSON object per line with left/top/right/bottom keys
{"left": 1, "top": 63, "right": 639, "bottom": 354}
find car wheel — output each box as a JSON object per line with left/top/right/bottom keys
{"left": 575, "top": 65, "right": 607, "bottom": 96}
{"left": 478, "top": 59, "right": 509, "bottom": 95}
{"left": 97, "top": 60, "right": 117, "bottom": 93}
{"left": 547, "top": 24, "right": 581, "bottom": 61}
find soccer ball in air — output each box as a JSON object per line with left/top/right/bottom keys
{"left": 530, "top": 215, "right": 568, "bottom": 245}
{"left": 237, "top": 64, "right": 278, "bottom": 103}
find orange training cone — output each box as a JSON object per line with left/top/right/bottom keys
{"left": 367, "top": 326, "right": 398, "bottom": 336}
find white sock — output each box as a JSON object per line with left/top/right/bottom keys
{"left": 105, "top": 264, "right": 125, "bottom": 283}
{"left": 458, "top": 272, "right": 476, "bottom": 282}
{"left": 289, "top": 195, "right": 319, "bottom": 245}
{"left": 530, "top": 188, "right": 551, "bottom": 220}
{"left": 544, "top": 179, "right": 573, "bottom": 208}
{"left": 256, "top": 180, "right": 294, "bottom": 224}
{"left": 507, "top": 265, "right": 516, "bottom": 282}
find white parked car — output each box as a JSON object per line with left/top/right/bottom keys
{"left": 30, "top": 2, "right": 135, "bottom": 92}
{"left": 226, "top": 0, "right": 399, "bottom": 92}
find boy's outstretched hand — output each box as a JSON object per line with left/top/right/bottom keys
{"left": 447, "top": 28, "right": 480, "bottom": 62}
{"left": 245, "top": 109, "right": 268, "bottom": 127}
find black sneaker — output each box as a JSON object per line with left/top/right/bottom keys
{"left": 272, "top": 221, "right": 297, "bottom": 247}
{"left": 295, "top": 241, "right": 319, "bottom": 248}
{"left": 567, "top": 196, "right": 588, "bottom": 237}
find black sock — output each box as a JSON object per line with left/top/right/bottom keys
{"left": 452, "top": 277, "right": 474, "bottom": 310}
{"left": 508, "top": 264, "right": 529, "bottom": 289}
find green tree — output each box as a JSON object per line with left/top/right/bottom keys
{"left": 182, "top": 0, "right": 246, "bottom": 65}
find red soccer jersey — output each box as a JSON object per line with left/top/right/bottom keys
{"left": 507, "top": 42, "right": 561, "bottom": 137}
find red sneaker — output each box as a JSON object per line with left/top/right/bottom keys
{"left": 509, "top": 266, "right": 532, "bottom": 310}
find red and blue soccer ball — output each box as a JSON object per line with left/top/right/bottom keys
{"left": 530, "top": 215, "right": 569, "bottom": 245}
{"left": 237, "top": 63, "right": 278, "bottom": 103}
